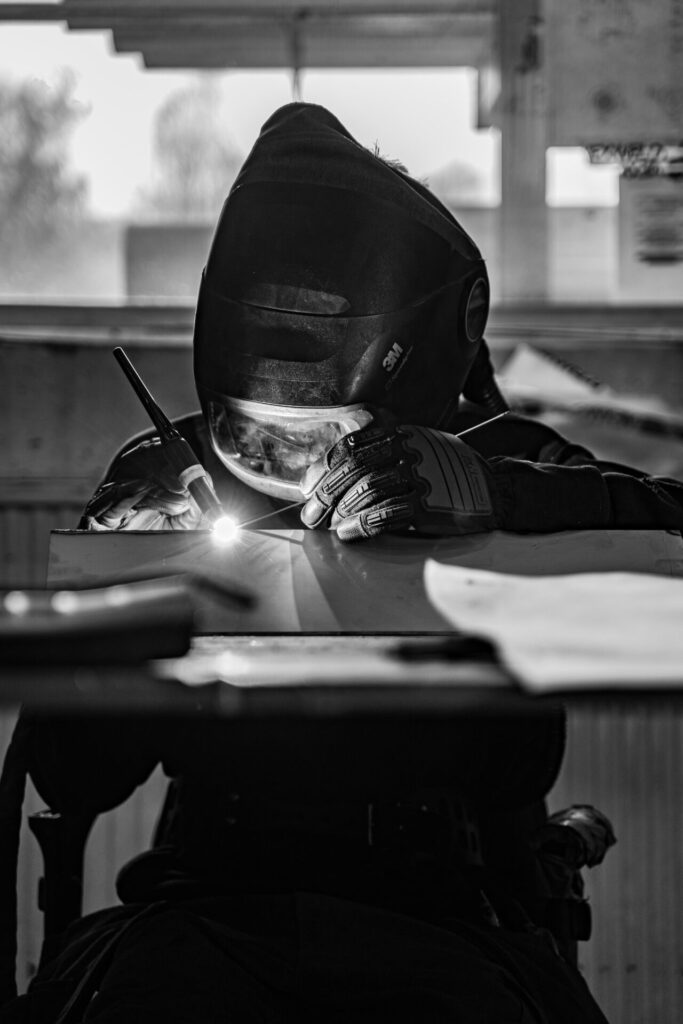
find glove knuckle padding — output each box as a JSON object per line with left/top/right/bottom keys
{"left": 302, "top": 427, "right": 400, "bottom": 524}
{"left": 336, "top": 468, "right": 411, "bottom": 518}
{"left": 303, "top": 423, "right": 498, "bottom": 539}
{"left": 398, "top": 426, "right": 496, "bottom": 532}
{"left": 336, "top": 499, "right": 414, "bottom": 542}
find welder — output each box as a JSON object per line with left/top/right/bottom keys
{"left": 8, "top": 101, "right": 678, "bottom": 1024}
{"left": 79, "top": 103, "right": 683, "bottom": 542}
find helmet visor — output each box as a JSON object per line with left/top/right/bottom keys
{"left": 207, "top": 397, "right": 373, "bottom": 500}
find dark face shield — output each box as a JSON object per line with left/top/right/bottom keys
{"left": 207, "top": 397, "right": 373, "bottom": 499}
{"left": 195, "top": 268, "right": 487, "bottom": 424}
{"left": 193, "top": 104, "right": 491, "bottom": 495}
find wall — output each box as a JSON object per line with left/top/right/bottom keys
{"left": 124, "top": 209, "right": 619, "bottom": 305}
{"left": 125, "top": 224, "right": 213, "bottom": 301}
{"left": 555, "top": 704, "right": 683, "bottom": 1023}
{"left": 0, "top": 207, "right": 666, "bottom": 308}
{"left": 0, "top": 221, "right": 126, "bottom": 303}
{"left": 453, "top": 207, "right": 618, "bottom": 304}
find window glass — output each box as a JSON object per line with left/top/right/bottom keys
{"left": 0, "top": 24, "right": 499, "bottom": 303}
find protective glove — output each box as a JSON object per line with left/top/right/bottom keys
{"left": 80, "top": 438, "right": 209, "bottom": 532}
{"left": 300, "top": 416, "right": 500, "bottom": 541}
{"left": 539, "top": 805, "right": 617, "bottom": 869}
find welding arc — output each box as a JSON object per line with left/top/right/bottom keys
{"left": 237, "top": 500, "right": 304, "bottom": 529}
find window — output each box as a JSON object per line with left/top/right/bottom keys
{"left": 0, "top": 22, "right": 499, "bottom": 303}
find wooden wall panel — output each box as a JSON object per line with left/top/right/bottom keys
{"left": 3, "top": 701, "right": 683, "bottom": 1019}
{"left": 552, "top": 703, "right": 683, "bottom": 1024}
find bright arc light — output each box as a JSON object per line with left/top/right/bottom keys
{"left": 212, "top": 515, "right": 240, "bottom": 545}
{"left": 4, "top": 591, "right": 31, "bottom": 616}
{"left": 51, "top": 591, "right": 81, "bottom": 614}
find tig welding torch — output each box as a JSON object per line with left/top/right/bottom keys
{"left": 112, "top": 347, "right": 225, "bottom": 526}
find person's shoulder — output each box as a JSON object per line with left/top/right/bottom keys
{"left": 97, "top": 411, "right": 205, "bottom": 485}
{"left": 173, "top": 411, "right": 206, "bottom": 449}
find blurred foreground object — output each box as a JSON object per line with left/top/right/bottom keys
{"left": 541, "top": 805, "right": 617, "bottom": 869}
{"left": 0, "top": 575, "right": 252, "bottom": 666}
{"left": 499, "top": 344, "right": 683, "bottom": 478}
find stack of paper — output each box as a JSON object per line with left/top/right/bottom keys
{"left": 425, "top": 560, "right": 683, "bottom": 692}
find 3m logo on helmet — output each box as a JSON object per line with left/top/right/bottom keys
{"left": 383, "top": 342, "right": 404, "bottom": 372}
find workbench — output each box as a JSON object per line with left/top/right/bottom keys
{"left": 3, "top": 526, "right": 683, "bottom": 1024}
{"left": 4, "top": 525, "right": 683, "bottom": 711}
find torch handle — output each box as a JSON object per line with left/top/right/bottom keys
{"left": 113, "top": 346, "right": 178, "bottom": 442}
{"left": 112, "top": 346, "right": 225, "bottom": 525}
{"left": 162, "top": 437, "right": 224, "bottom": 525}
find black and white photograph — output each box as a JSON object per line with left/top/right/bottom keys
{"left": 1, "top": 2, "right": 683, "bottom": 1021}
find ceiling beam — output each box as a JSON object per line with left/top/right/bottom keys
{"left": 130, "top": 32, "right": 490, "bottom": 70}
{"left": 108, "top": 14, "right": 491, "bottom": 69}
{"left": 0, "top": 1, "right": 495, "bottom": 22}
{"left": 0, "top": 1, "right": 494, "bottom": 71}
{"left": 103, "top": 13, "right": 491, "bottom": 35}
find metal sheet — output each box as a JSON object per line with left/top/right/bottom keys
{"left": 47, "top": 527, "right": 683, "bottom": 634}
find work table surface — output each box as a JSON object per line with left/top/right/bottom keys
{"left": 0, "top": 633, "right": 522, "bottom": 716}
{"left": 3, "top": 632, "right": 681, "bottom": 717}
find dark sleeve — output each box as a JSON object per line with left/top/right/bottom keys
{"left": 461, "top": 408, "right": 683, "bottom": 531}
{"left": 27, "top": 714, "right": 161, "bottom": 815}
{"left": 489, "top": 458, "right": 683, "bottom": 533}
{"left": 464, "top": 412, "right": 597, "bottom": 467}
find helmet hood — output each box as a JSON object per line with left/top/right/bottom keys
{"left": 194, "top": 102, "right": 489, "bottom": 430}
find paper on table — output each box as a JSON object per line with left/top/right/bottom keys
{"left": 424, "top": 560, "right": 683, "bottom": 691}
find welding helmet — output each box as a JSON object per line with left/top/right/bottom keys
{"left": 194, "top": 102, "right": 490, "bottom": 499}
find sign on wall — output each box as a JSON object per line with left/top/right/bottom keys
{"left": 547, "top": 0, "right": 683, "bottom": 146}
{"left": 618, "top": 176, "right": 683, "bottom": 301}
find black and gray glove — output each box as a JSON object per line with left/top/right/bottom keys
{"left": 80, "top": 438, "right": 209, "bottom": 532}
{"left": 300, "top": 416, "right": 500, "bottom": 541}
{"left": 539, "top": 805, "right": 617, "bottom": 869}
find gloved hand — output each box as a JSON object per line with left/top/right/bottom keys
{"left": 80, "top": 438, "right": 209, "bottom": 532}
{"left": 300, "top": 415, "right": 500, "bottom": 541}
{"left": 540, "top": 805, "right": 617, "bottom": 869}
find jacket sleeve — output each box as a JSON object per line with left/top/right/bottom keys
{"left": 489, "top": 458, "right": 683, "bottom": 533}
{"left": 464, "top": 411, "right": 683, "bottom": 533}
{"left": 463, "top": 412, "right": 598, "bottom": 467}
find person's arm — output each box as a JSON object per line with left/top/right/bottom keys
{"left": 300, "top": 414, "right": 683, "bottom": 540}
{"left": 459, "top": 410, "right": 599, "bottom": 467}
{"left": 490, "top": 457, "right": 683, "bottom": 533}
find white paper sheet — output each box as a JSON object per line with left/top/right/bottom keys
{"left": 424, "top": 560, "right": 683, "bottom": 691}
